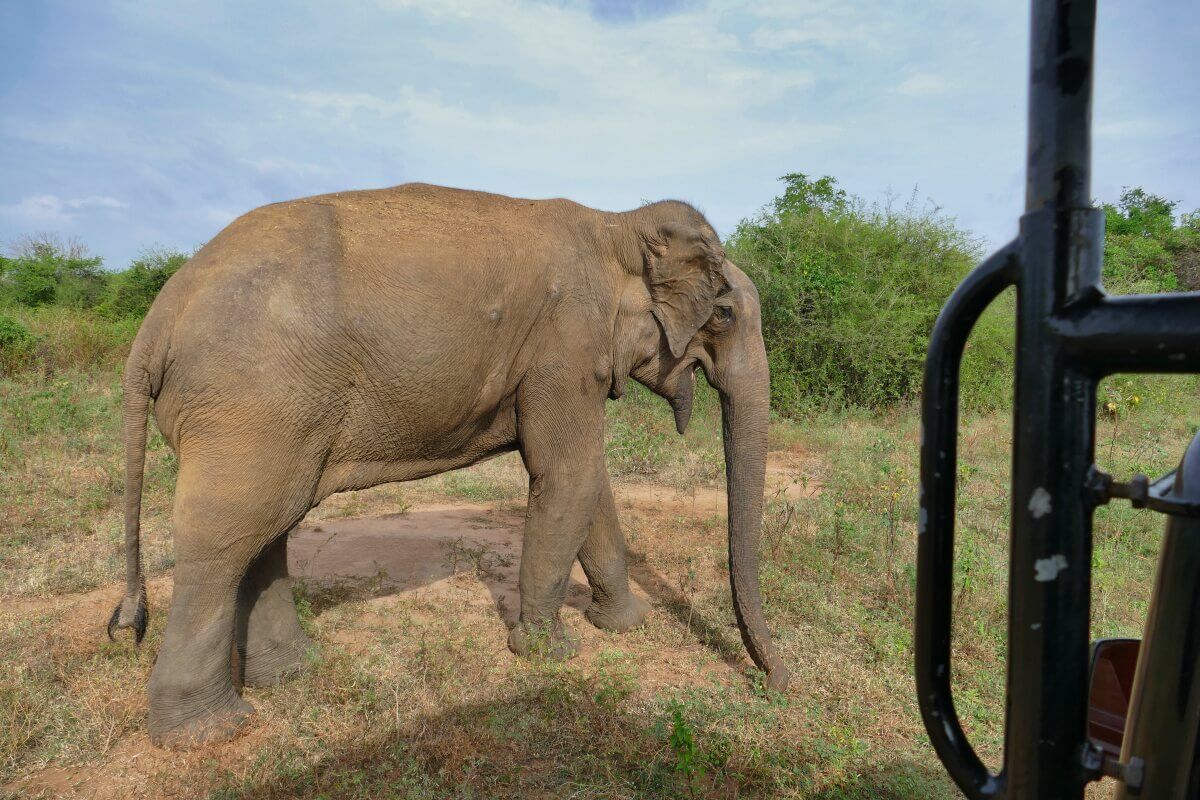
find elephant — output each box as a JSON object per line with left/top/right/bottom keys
{"left": 107, "top": 182, "right": 789, "bottom": 748}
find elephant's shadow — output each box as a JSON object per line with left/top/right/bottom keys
{"left": 286, "top": 505, "right": 744, "bottom": 664}
{"left": 288, "top": 506, "right": 535, "bottom": 627}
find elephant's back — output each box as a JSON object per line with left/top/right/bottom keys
{"left": 147, "top": 184, "right": 584, "bottom": 445}
{"left": 173, "top": 182, "right": 578, "bottom": 320}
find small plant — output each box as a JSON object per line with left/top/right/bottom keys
{"left": 441, "top": 536, "right": 513, "bottom": 581}
{"left": 876, "top": 465, "right": 911, "bottom": 597}
{"left": 606, "top": 408, "right": 668, "bottom": 477}
{"left": 745, "top": 666, "right": 787, "bottom": 702}
{"left": 291, "top": 568, "right": 392, "bottom": 618}
{"left": 1101, "top": 385, "right": 1147, "bottom": 463}
{"left": 291, "top": 584, "right": 317, "bottom": 637}
{"left": 439, "top": 471, "right": 516, "bottom": 501}
{"left": 592, "top": 649, "right": 638, "bottom": 710}
{"left": 666, "top": 700, "right": 704, "bottom": 798}
{"left": 763, "top": 492, "right": 797, "bottom": 560}
{"left": 676, "top": 556, "right": 700, "bottom": 642}
{"left": 832, "top": 499, "right": 847, "bottom": 563}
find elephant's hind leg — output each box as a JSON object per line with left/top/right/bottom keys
{"left": 578, "top": 478, "right": 651, "bottom": 633}
{"left": 148, "top": 454, "right": 315, "bottom": 749}
{"left": 235, "top": 533, "right": 311, "bottom": 687}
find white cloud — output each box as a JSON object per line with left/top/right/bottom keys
{"left": 744, "top": 0, "right": 884, "bottom": 49}
{"left": 71, "top": 195, "right": 127, "bottom": 210}
{"left": 281, "top": 0, "right": 828, "bottom": 182}
{"left": 241, "top": 156, "right": 337, "bottom": 178}
{"left": 1095, "top": 118, "right": 1179, "bottom": 140}
{"left": 1, "top": 194, "right": 128, "bottom": 224}
{"left": 894, "top": 73, "right": 954, "bottom": 97}
{"left": 201, "top": 207, "right": 238, "bottom": 227}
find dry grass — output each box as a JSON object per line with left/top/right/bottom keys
{"left": 2, "top": 364, "right": 1198, "bottom": 798}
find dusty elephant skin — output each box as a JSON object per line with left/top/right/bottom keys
{"left": 106, "top": 182, "right": 789, "bottom": 748}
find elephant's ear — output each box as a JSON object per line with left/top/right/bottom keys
{"left": 643, "top": 223, "right": 728, "bottom": 358}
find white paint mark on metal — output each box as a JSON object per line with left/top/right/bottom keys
{"left": 1028, "top": 487, "right": 1053, "bottom": 519}
{"left": 1034, "top": 554, "right": 1069, "bottom": 582}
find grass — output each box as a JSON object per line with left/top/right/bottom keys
{"left": 2, "top": 341, "right": 1199, "bottom": 797}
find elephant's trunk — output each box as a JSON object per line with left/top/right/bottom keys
{"left": 719, "top": 354, "right": 790, "bottom": 693}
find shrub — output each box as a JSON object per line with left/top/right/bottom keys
{"left": 1102, "top": 188, "right": 1200, "bottom": 294}
{"left": 0, "top": 235, "right": 106, "bottom": 309}
{"left": 0, "top": 315, "right": 38, "bottom": 376}
{"left": 727, "top": 174, "right": 989, "bottom": 413}
{"left": 729, "top": 178, "right": 1200, "bottom": 415}
{"left": 99, "top": 248, "right": 188, "bottom": 319}
{"left": 1, "top": 307, "right": 138, "bottom": 376}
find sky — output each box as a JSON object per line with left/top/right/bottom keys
{"left": 1, "top": 0, "right": 1197, "bottom": 268}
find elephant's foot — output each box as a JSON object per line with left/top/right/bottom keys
{"left": 585, "top": 592, "right": 651, "bottom": 633}
{"left": 239, "top": 634, "right": 312, "bottom": 687}
{"left": 508, "top": 618, "right": 580, "bottom": 660}
{"left": 148, "top": 684, "right": 254, "bottom": 749}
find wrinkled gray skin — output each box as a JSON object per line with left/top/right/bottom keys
{"left": 108, "top": 183, "right": 789, "bottom": 748}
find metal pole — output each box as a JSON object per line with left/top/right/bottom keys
{"left": 1025, "top": 0, "right": 1095, "bottom": 213}
{"left": 1007, "top": 1, "right": 1101, "bottom": 797}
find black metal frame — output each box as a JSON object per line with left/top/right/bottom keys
{"left": 915, "top": 1, "right": 1200, "bottom": 797}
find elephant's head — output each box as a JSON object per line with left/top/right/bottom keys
{"left": 611, "top": 202, "right": 789, "bottom": 692}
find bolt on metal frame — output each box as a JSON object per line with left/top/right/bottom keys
{"left": 915, "top": 1, "right": 1200, "bottom": 797}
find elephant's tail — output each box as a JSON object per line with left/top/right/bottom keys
{"left": 107, "top": 344, "right": 152, "bottom": 644}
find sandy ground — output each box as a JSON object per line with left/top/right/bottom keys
{"left": 4, "top": 450, "right": 820, "bottom": 799}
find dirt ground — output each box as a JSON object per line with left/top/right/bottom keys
{"left": 4, "top": 449, "right": 819, "bottom": 799}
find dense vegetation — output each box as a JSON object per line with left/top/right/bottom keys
{"left": 3, "top": 181, "right": 1198, "bottom": 408}
{"left": 727, "top": 175, "right": 984, "bottom": 411}
{"left": 0, "top": 237, "right": 187, "bottom": 375}
{"left": 728, "top": 175, "right": 1200, "bottom": 415}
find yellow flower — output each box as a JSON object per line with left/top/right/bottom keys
{"left": 1106, "top": 401, "right": 1118, "bottom": 414}
{"left": 1131, "top": 395, "right": 1142, "bottom": 407}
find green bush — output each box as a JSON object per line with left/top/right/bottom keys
{"left": 1102, "top": 187, "right": 1200, "bottom": 294}
{"left": 0, "top": 307, "right": 138, "bottom": 377}
{"left": 727, "top": 174, "right": 988, "bottom": 413}
{"left": 728, "top": 178, "right": 1200, "bottom": 415}
{"left": 99, "top": 248, "right": 188, "bottom": 319}
{"left": 0, "top": 315, "right": 38, "bottom": 376}
{"left": 0, "top": 237, "right": 106, "bottom": 309}
{"left": 0, "top": 242, "right": 187, "bottom": 377}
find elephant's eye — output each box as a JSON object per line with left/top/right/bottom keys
{"left": 713, "top": 306, "right": 734, "bottom": 323}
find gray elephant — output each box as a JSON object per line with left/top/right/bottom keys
{"left": 107, "top": 183, "right": 789, "bottom": 747}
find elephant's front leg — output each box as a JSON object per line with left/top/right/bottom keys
{"left": 578, "top": 478, "right": 651, "bottom": 632}
{"left": 508, "top": 383, "right": 604, "bottom": 660}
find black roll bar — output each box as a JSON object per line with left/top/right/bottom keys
{"left": 916, "top": 1, "right": 1200, "bottom": 798}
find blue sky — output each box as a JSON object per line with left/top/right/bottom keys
{"left": 2, "top": 0, "right": 1196, "bottom": 268}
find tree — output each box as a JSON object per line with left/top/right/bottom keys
{"left": 99, "top": 248, "right": 189, "bottom": 318}
{"left": 0, "top": 234, "right": 105, "bottom": 308}
{"left": 1101, "top": 187, "right": 1200, "bottom": 293}
{"left": 771, "top": 173, "right": 849, "bottom": 218}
